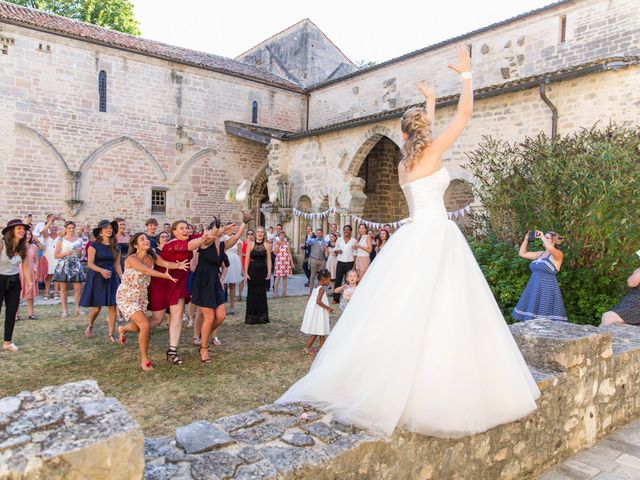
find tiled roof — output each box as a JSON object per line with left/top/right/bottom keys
{"left": 284, "top": 56, "right": 640, "bottom": 140}
{"left": 224, "top": 121, "right": 293, "bottom": 144}
{"left": 308, "top": 0, "right": 576, "bottom": 90}
{"left": 0, "top": 1, "right": 304, "bottom": 93}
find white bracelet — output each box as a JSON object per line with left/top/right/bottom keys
{"left": 460, "top": 71, "right": 473, "bottom": 80}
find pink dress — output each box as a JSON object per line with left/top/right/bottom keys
{"left": 20, "top": 244, "right": 39, "bottom": 299}
{"left": 274, "top": 240, "right": 292, "bottom": 277}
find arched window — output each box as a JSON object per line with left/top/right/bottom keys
{"left": 251, "top": 100, "right": 258, "bottom": 124}
{"left": 98, "top": 70, "right": 107, "bottom": 112}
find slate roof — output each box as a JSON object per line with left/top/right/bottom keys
{"left": 0, "top": 1, "right": 304, "bottom": 93}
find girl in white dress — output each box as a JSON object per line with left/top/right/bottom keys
{"left": 222, "top": 225, "right": 244, "bottom": 315}
{"left": 334, "top": 270, "right": 358, "bottom": 311}
{"left": 278, "top": 46, "right": 540, "bottom": 438}
{"left": 301, "top": 270, "right": 333, "bottom": 355}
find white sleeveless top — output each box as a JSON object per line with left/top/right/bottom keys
{"left": 0, "top": 242, "right": 22, "bottom": 275}
{"left": 355, "top": 235, "right": 369, "bottom": 257}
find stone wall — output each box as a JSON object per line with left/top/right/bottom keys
{"left": 0, "top": 380, "right": 144, "bottom": 480}
{"left": 306, "top": 0, "right": 640, "bottom": 128}
{"left": 140, "top": 321, "right": 640, "bottom": 479}
{"left": 4, "top": 321, "right": 640, "bottom": 479}
{"left": 0, "top": 20, "right": 306, "bottom": 229}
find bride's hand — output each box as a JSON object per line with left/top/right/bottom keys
{"left": 417, "top": 81, "right": 435, "bottom": 99}
{"left": 447, "top": 44, "right": 471, "bottom": 74}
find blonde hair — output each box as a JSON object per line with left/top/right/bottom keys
{"left": 546, "top": 231, "right": 564, "bottom": 245}
{"left": 400, "top": 107, "right": 431, "bottom": 171}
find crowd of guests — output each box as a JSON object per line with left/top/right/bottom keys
{"left": 0, "top": 211, "right": 397, "bottom": 367}
{"left": 4, "top": 212, "right": 638, "bottom": 365}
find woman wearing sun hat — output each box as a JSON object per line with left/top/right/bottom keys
{"left": 1, "top": 219, "right": 34, "bottom": 352}
{"left": 79, "top": 220, "right": 122, "bottom": 341}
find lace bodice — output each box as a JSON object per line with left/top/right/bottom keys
{"left": 400, "top": 167, "right": 450, "bottom": 222}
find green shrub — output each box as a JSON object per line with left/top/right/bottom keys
{"left": 465, "top": 124, "right": 640, "bottom": 325}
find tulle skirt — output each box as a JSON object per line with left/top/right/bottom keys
{"left": 278, "top": 218, "right": 540, "bottom": 437}
{"left": 224, "top": 252, "right": 244, "bottom": 285}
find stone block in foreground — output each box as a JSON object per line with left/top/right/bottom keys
{"left": 0, "top": 380, "right": 144, "bottom": 480}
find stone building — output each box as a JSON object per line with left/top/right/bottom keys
{"left": 1, "top": 0, "right": 639, "bottom": 250}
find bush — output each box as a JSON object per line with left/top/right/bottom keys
{"left": 465, "top": 123, "right": 640, "bottom": 325}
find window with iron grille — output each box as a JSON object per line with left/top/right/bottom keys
{"left": 98, "top": 70, "right": 107, "bottom": 112}
{"left": 151, "top": 189, "right": 166, "bottom": 214}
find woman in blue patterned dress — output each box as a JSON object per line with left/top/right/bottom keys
{"left": 512, "top": 230, "right": 567, "bottom": 322}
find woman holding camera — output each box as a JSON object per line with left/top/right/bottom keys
{"left": 512, "top": 230, "right": 567, "bottom": 322}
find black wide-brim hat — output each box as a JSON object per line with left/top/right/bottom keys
{"left": 2, "top": 218, "right": 31, "bottom": 236}
{"left": 92, "top": 220, "right": 119, "bottom": 239}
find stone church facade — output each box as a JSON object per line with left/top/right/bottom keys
{"left": 1, "top": 0, "right": 639, "bottom": 249}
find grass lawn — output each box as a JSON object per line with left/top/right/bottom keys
{"left": 1, "top": 295, "right": 336, "bottom": 437}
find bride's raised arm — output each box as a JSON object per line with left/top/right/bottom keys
{"left": 427, "top": 45, "right": 473, "bottom": 158}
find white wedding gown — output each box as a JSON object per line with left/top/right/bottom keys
{"left": 278, "top": 167, "right": 540, "bottom": 437}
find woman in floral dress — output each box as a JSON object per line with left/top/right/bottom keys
{"left": 53, "top": 221, "right": 86, "bottom": 318}
{"left": 273, "top": 231, "right": 294, "bottom": 297}
{"left": 116, "top": 233, "right": 189, "bottom": 371}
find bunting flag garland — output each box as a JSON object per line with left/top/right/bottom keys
{"left": 290, "top": 205, "right": 473, "bottom": 229}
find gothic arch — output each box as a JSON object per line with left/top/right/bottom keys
{"left": 173, "top": 148, "right": 217, "bottom": 183}
{"left": 345, "top": 126, "right": 401, "bottom": 177}
{"left": 80, "top": 137, "right": 166, "bottom": 180}
{"left": 15, "top": 124, "right": 71, "bottom": 174}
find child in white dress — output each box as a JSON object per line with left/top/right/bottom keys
{"left": 301, "top": 270, "right": 333, "bottom": 354}
{"left": 334, "top": 269, "right": 358, "bottom": 311}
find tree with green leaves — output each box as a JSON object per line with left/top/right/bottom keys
{"left": 7, "top": 0, "right": 140, "bottom": 35}
{"left": 465, "top": 123, "right": 640, "bottom": 324}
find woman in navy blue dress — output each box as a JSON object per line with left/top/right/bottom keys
{"left": 80, "top": 220, "right": 122, "bottom": 340}
{"left": 512, "top": 230, "right": 567, "bottom": 322}
{"left": 190, "top": 211, "right": 252, "bottom": 365}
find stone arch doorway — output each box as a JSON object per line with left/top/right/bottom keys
{"left": 356, "top": 136, "right": 408, "bottom": 224}
{"left": 249, "top": 166, "right": 269, "bottom": 228}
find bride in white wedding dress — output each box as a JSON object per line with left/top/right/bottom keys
{"left": 278, "top": 46, "right": 540, "bottom": 438}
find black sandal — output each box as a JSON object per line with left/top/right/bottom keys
{"left": 166, "top": 346, "right": 184, "bottom": 365}
{"left": 199, "top": 346, "right": 212, "bottom": 366}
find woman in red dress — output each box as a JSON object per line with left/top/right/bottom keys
{"left": 149, "top": 220, "right": 196, "bottom": 365}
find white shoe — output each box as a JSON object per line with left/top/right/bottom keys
{"left": 61, "top": 312, "right": 68, "bottom": 319}
{"left": 3, "top": 343, "right": 19, "bottom": 352}
{"left": 211, "top": 337, "right": 222, "bottom": 346}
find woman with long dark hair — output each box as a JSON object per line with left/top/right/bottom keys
{"left": 80, "top": 220, "right": 122, "bottom": 340}
{"left": 191, "top": 212, "right": 251, "bottom": 364}
{"left": 53, "top": 221, "right": 86, "bottom": 318}
{"left": 148, "top": 220, "right": 194, "bottom": 365}
{"left": 1, "top": 219, "right": 33, "bottom": 352}
{"left": 117, "top": 233, "right": 188, "bottom": 371}
{"left": 114, "top": 217, "right": 130, "bottom": 270}
{"left": 244, "top": 226, "right": 272, "bottom": 324}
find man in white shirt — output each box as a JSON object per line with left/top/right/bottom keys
{"left": 332, "top": 224, "right": 356, "bottom": 303}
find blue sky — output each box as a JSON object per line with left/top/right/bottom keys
{"left": 131, "top": 0, "right": 557, "bottom": 63}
